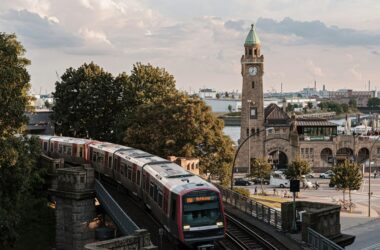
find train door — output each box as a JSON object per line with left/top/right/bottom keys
{"left": 73, "top": 144, "right": 77, "bottom": 159}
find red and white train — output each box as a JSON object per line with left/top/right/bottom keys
{"left": 38, "top": 135, "right": 226, "bottom": 247}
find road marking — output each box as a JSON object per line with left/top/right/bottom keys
{"left": 362, "top": 242, "right": 380, "bottom": 250}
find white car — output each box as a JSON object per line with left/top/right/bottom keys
{"left": 320, "top": 170, "right": 334, "bottom": 179}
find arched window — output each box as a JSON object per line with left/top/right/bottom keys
{"left": 252, "top": 81, "right": 255, "bottom": 89}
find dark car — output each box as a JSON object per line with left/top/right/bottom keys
{"left": 251, "top": 177, "right": 270, "bottom": 185}
{"left": 234, "top": 179, "right": 253, "bottom": 186}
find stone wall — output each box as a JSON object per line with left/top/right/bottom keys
{"left": 84, "top": 229, "right": 157, "bottom": 250}
{"left": 50, "top": 166, "right": 96, "bottom": 250}
{"left": 281, "top": 201, "right": 341, "bottom": 242}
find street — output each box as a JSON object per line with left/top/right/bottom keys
{"left": 236, "top": 176, "right": 380, "bottom": 249}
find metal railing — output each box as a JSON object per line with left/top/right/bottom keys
{"left": 307, "top": 228, "right": 343, "bottom": 250}
{"left": 216, "top": 184, "right": 282, "bottom": 230}
{"left": 95, "top": 179, "right": 139, "bottom": 235}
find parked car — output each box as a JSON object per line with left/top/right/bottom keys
{"left": 270, "top": 173, "right": 289, "bottom": 188}
{"left": 320, "top": 170, "right": 334, "bottom": 179}
{"left": 251, "top": 177, "right": 270, "bottom": 185}
{"left": 234, "top": 178, "right": 253, "bottom": 186}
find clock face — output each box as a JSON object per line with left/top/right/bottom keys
{"left": 248, "top": 66, "right": 257, "bottom": 76}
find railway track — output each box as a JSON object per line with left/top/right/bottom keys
{"left": 219, "top": 213, "right": 283, "bottom": 250}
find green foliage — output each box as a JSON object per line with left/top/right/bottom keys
{"left": 216, "top": 93, "right": 220, "bottom": 99}
{"left": 331, "top": 161, "right": 362, "bottom": 211}
{"left": 307, "top": 102, "right": 313, "bottom": 109}
{"left": 0, "top": 33, "right": 50, "bottom": 248}
{"left": 52, "top": 62, "right": 125, "bottom": 142}
{"left": 368, "top": 97, "right": 380, "bottom": 107}
{"left": 228, "top": 104, "right": 232, "bottom": 113}
{"left": 285, "top": 158, "right": 311, "bottom": 180}
{"left": 124, "top": 94, "right": 234, "bottom": 184}
{"left": 233, "top": 187, "right": 250, "bottom": 197}
{"left": 341, "top": 103, "right": 349, "bottom": 113}
{"left": 0, "top": 136, "right": 46, "bottom": 248}
{"left": 286, "top": 103, "right": 295, "bottom": 112}
{"left": 249, "top": 158, "right": 272, "bottom": 193}
{"left": 348, "top": 99, "right": 357, "bottom": 109}
{"left": 0, "top": 33, "right": 31, "bottom": 138}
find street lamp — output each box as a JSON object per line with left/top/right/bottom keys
{"left": 368, "top": 135, "right": 380, "bottom": 217}
{"left": 230, "top": 128, "right": 268, "bottom": 190}
{"left": 247, "top": 100, "right": 253, "bottom": 175}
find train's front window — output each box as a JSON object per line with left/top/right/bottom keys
{"left": 182, "top": 191, "right": 222, "bottom": 228}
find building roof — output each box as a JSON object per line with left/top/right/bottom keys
{"left": 245, "top": 24, "right": 260, "bottom": 46}
{"left": 296, "top": 118, "right": 337, "bottom": 127}
{"left": 265, "top": 103, "right": 290, "bottom": 124}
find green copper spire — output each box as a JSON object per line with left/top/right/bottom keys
{"left": 245, "top": 24, "right": 260, "bottom": 46}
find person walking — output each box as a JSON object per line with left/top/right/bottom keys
{"left": 374, "top": 169, "right": 377, "bottom": 179}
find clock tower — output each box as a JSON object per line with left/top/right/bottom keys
{"left": 239, "top": 24, "right": 265, "bottom": 171}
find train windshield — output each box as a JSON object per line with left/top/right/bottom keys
{"left": 182, "top": 190, "right": 221, "bottom": 228}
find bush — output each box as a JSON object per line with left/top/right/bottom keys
{"left": 233, "top": 187, "right": 250, "bottom": 197}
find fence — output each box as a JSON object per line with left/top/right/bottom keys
{"left": 216, "top": 184, "right": 282, "bottom": 230}
{"left": 95, "top": 179, "right": 140, "bottom": 235}
{"left": 307, "top": 228, "right": 343, "bottom": 250}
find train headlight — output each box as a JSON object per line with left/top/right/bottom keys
{"left": 183, "top": 225, "right": 191, "bottom": 231}
{"left": 216, "top": 221, "right": 224, "bottom": 227}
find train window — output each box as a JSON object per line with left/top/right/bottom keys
{"left": 120, "top": 164, "right": 124, "bottom": 176}
{"left": 132, "top": 169, "right": 136, "bottom": 183}
{"left": 137, "top": 170, "right": 141, "bottom": 186}
{"left": 149, "top": 182, "right": 154, "bottom": 197}
{"left": 145, "top": 176, "right": 149, "bottom": 191}
{"left": 153, "top": 185, "right": 158, "bottom": 202}
{"left": 108, "top": 157, "right": 112, "bottom": 168}
{"left": 79, "top": 147, "right": 83, "bottom": 157}
{"left": 59, "top": 145, "right": 63, "bottom": 154}
{"left": 171, "top": 198, "right": 176, "bottom": 220}
{"left": 158, "top": 192, "right": 163, "bottom": 208}
{"left": 97, "top": 154, "right": 104, "bottom": 163}
{"left": 50, "top": 143, "right": 53, "bottom": 152}
{"left": 127, "top": 167, "right": 132, "bottom": 180}
{"left": 43, "top": 142, "right": 48, "bottom": 151}
{"left": 92, "top": 152, "right": 96, "bottom": 162}
{"left": 66, "top": 146, "right": 72, "bottom": 156}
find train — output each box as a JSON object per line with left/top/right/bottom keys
{"left": 37, "top": 135, "right": 226, "bottom": 247}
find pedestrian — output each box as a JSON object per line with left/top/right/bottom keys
{"left": 374, "top": 170, "right": 377, "bottom": 179}
{"left": 254, "top": 186, "right": 257, "bottom": 195}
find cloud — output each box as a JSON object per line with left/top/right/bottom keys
{"left": 306, "top": 60, "right": 324, "bottom": 77}
{"left": 224, "top": 20, "right": 245, "bottom": 31}
{"left": 0, "top": 9, "right": 81, "bottom": 48}
{"left": 350, "top": 65, "right": 362, "bottom": 80}
{"left": 257, "top": 17, "right": 380, "bottom": 46}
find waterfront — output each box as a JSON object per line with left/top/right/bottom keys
{"left": 223, "top": 115, "right": 372, "bottom": 144}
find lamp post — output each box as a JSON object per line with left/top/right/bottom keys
{"left": 247, "top": 100, "right": 253, "bottom": 175}
{"left": 230, "top": 128, "right": 268, "bottom": 190}
{"left": 368, "top": 136, "right": 380, "bottom": 217}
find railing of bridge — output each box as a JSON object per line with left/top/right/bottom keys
{"left": 95, "top": 179, "right": 139, "bottom": 235}
{"left": 307, "top": 227, "right": 343, "bottom": 250}
{"left": 215, "top": 184, "right": 282, "bottom": 230}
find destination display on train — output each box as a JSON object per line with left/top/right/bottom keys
{"left": 185, "top": 196, "right": 217, "bottom": 203}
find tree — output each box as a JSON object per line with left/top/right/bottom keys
{"left": 0, "top": 33, "right": 48, "bottom": 248}
{"left": 307, "top": 102, "right": 313, "bottom": 109}
{"left": 285, "top": 158, "right": 312, "bottom": 180}
{"left": 286, "top": 103, "right": 295, "bottom": 112}
{"left": 368, "top": 97, "right": 380, "bottom": 107}
{"left": 216, "top": 93, "right": 220, "bottom": 99}
{"left": 249, "top": 158, "right": 272, "bottom": 194}
{"left": 228, "top": 104, "right": 233, "bottom": 113}
{"left": 52, "top": 62, "right": 126, "bottom": 142}
{"left": 331, "top": 161, "right": 362, "bottom": 212}
{"left": 124, "top": 94, "right": 234, "bottom": 185}
{"left": 0, "top": 33, "right": 31, "bottom": 138}
{"left": 348, "top": 99, "right": 357, "bottom": 109}
{"left": 341, "top": 103, "right": 349, "bottom": 113}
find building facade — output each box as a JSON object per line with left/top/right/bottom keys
{"left": 237, "top": 25, "right": 380, "bottom": 173}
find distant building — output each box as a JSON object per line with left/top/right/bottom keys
{"left": 203, "top": 99, "right": 241, "bottom": 113}
{"left": 26, "top": 110, "right": 54, "bottom": 135}
{"left": 167, "top": 156, "right": 200, "bottom": 175}
{"left": 29, "top": 93, "right": 54, "bottom": 110}
{"left": 198, "top": 88, "right": 217, "bottom": 99}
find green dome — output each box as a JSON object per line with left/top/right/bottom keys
{"left": 245, "top": 24, "right": 260, "bottom": 46}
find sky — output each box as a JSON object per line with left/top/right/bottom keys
{"left": 1, "top": 0, "right": 380, "bottom": 94}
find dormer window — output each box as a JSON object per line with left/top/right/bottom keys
{"left": 249, "top": 49, "right": 252, "bottom": 56}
